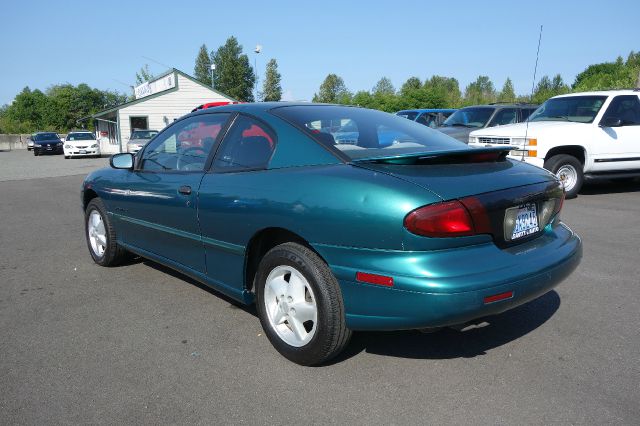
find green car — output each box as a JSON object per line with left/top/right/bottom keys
{"left": 81, "top": 103, "right": 582, "bottom": 365}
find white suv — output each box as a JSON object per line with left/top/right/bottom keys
{"left": 468, "top": 90, "right": 640, "bottom": 197}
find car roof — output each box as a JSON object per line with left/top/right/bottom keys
{"left": 552, "top": 89, "right": 640, "bottom": 98}
{"left": 188, "top": 102, "right": 361, "bottom": 117}
{"left": 396, "top": 109, "right": 457, "bottom": 113}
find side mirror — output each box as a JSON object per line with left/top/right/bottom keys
{"left": 600, "top": 116, "right": 623, "bottom": 127}
{"left": 110, "top": 153, "right": 134, "bottom": 170}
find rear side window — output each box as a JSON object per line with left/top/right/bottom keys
{"left": 213, "top": 115, "right": 276, "bottom": 171}
{"left": 601, "top": 95, "right": 640, "bottom": 125}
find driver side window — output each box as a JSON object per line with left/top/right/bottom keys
{"left": 141, "top": 113, "right": 230, "bottom": 172}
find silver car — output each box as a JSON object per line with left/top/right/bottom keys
{"left": 127, "top": 130, "right": 158, "bottom": 153}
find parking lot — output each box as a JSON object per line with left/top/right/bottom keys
{"left": 1, "top": 149, "right": 639, "bottom": 424}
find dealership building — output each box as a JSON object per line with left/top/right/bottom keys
{"left": 91, "top": 69, "right": 235, "bottom": 154}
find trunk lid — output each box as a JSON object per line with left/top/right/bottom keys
{"left": 352, "top": 148, "right": 555, "bottom": 200}
{"left": 352, "top": 148, "right": 563, "bottom": 248}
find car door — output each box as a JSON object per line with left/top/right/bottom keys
{"left": 116, "top": 112, "right": 231, "bottom": 273}
{"left": 197, "top": 114, "right": 277, "bottom": 294}
{"left": 592, "top": 94, "right": 640, "bottom": 171}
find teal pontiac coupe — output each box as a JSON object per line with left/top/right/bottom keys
{"left": 81, "top": 103, "right": 582, "bottom": 365}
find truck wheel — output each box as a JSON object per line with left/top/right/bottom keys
{"left": 544, "top": 154, "right": 583, "bottom": 199}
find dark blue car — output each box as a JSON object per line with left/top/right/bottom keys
{"left": 32, "top": 132, "right": 64, "bottom": 156}
{"left": 82, "top": 103, "right": 581, "bottom": 365}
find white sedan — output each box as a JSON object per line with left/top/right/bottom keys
{"left": 64, "top": 131, "right": 101, "bottom": 158}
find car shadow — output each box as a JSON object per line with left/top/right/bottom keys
{"left": 141, "top": 260, "right": 257, "bottom": 316}
{"left": 580, "top": 179, "right": 640, "bottom": 195}
{"left": 132, "top": 258, "right": 559, "bottom": 364}
{"left": 328, "top": 290, "right": 561, "bottom": 364}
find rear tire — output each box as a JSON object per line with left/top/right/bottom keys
{"left": 544, "top": 154, "right": 583, "bottom": 199}
{"left": 85, "top": 198, "right": 128, "bottom": 266}
{"left": 33, "top": 150, "right": 39, "bottom": 156}
{"left": 255, "top": 242, "right": 351, "bottom": 366}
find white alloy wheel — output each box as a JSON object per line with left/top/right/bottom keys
{"left": 556, "top": 164, "right": 578, "bottom": 192}
{"left": 87, "top": 210, "right": 107, "bottom": 257}
{"left": 263, "top": 265, "right": 318, "bottom": 347}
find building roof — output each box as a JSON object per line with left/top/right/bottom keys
{"left": 92, "top": 68, "right": 237, "bottom": 118}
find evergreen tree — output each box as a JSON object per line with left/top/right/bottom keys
{"left": 463, "top": 75, "right": 496, "bottom": 105}
{"left": 135, "top": 64, "right": 153, "bottom": 85}
{"left": 372, "top": 77, "right": 395, "bottom": 95}
{"left": 498, "top": 78, "right": 516, "bottom": 102}
{"left": 261, "top": 58, "right": 282, "bottom": 101}
{"left": 312, "top": 74, "right": 350, "bottom": 103}
{"left": 210, "top": 36, "right": 256, "bottom": 101}
{"left": 194, "top": 44, "right": 212, "bottom": 87}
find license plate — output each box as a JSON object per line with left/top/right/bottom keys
{"left": 504, "top": 203, "right": 539, "bottom": 241}
{"left": 79, "top": 150, "right": 86, "bottom": 154}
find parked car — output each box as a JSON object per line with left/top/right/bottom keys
{"left": 468, "top": 90, "right": 640, "bottom": 197}
{"left": 438, "top": 103, "right": 538, "bottom": 143}
{"left": 32, "top": 132, "right": 64, "bottom": 156}
{"left": 191, "top": 101, "right": 241, "bottom": 112}
{"left": 396, "top": 109, "right": 457, "bottom": 128}
{"left": 27, "top": 135, "right": 35, "bottom": 151}
{"left": 64, "top": 131, "right": 100, "bottom": 158}
{"left": 82, "top": 103, "right": 581, "bottom": 365}
{"left": 126, "top": 130, "right": 158, "bottom": 154}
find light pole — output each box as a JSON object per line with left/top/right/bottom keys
{"left": 254, "top": 44, "right": 262, "bottom": 100}
{"left": 210, "top": 63, "right": 216, "bottom": 89}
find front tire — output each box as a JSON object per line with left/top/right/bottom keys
{"left": 255, "top": 242, "right": 351, "bottom": 366}
{"left": 85, "top": 198, "right": 128, "bottom": 266}
{"left": 544, "top": 154, "right": 584, "bottom": 199}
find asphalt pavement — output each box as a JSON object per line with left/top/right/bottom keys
{"left": 1, "top": 150, "right": 639, "bottom": 425}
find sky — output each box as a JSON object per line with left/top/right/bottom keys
{"left": 1, "top": 0, "right": 639, "bottom": 105}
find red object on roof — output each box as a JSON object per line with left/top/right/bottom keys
{"left": 191, "top": 101, "right": 242, "bottom": 112}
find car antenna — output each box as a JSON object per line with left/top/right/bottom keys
{"left": 523, "top": 25, "right": 543, "bottom": 161}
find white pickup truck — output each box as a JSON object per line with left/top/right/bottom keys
{"left": 468, "top": 90, "right": 640, "bottom": 197}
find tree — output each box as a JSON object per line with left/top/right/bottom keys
{"left": 194, "top": 44, "right": 212, "bottom": 87}
{"left": 372, "top": 77, "right": 395, "bottom": 95}
{"left": 210, "top": 36, "right": 255, "bottom": 101}
{"left": 572, "top": 52, "right": 640, "bottom": 92}
{"left": 312, "top": 74, "right": 350, "bottom": 103}
{"left": 399, "top": 77, "right": 421, "bottom": 96}
{"left": 261, "top": 58, "right": 282, "bottom": 101}
{"left": 135, "top": 64, "right": 153, "bottom": 85}
{"left": 532, "top": 74, "right": 569, "bottom": 104}
{"left": 498, "top": 78, "right": 516, "bottom": 102}
{"left": 423, "top": 76, "right": 462, "bottom": 108}
{"left": 463, "top": 75, "right": 496, "bottom": 105}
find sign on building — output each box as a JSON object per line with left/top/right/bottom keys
{"left": 134, "top": 74, "right": 176, "bottom": 99}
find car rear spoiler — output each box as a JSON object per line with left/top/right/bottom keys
{"left": 352, "top": 146, "right": 512, "bottom": 165}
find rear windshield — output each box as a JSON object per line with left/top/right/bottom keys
{"left": 272, "top": 105, "right": 466, "bottom": 161}
{"left": 66, "top": 133, "right": 95, "bottom": 141}
{"left": 34, "top": 133, "right": 59, "bottom": 141}
{"left": 131, "top": 130, "right": 158, "bottom": 139}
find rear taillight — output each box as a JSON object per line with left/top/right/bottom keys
{"left": 404, "top": 199, "right": 490, "bottom": 238}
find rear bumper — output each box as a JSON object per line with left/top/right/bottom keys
{"left": 313, "top": 221, "right": 581, "bottom": 331}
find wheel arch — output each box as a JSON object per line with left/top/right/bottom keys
{"left": 244, "top": 227, "right": 323, "bottom": 293}
{"left": 83, "top": 188, "right": 99, "bottom": 210}
{"left": 544, "top": 145, "right": 586, "bottom": 165}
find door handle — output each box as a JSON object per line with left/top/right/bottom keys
{"left": 178, "top": 185, "right": 192, "bottom": 195}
